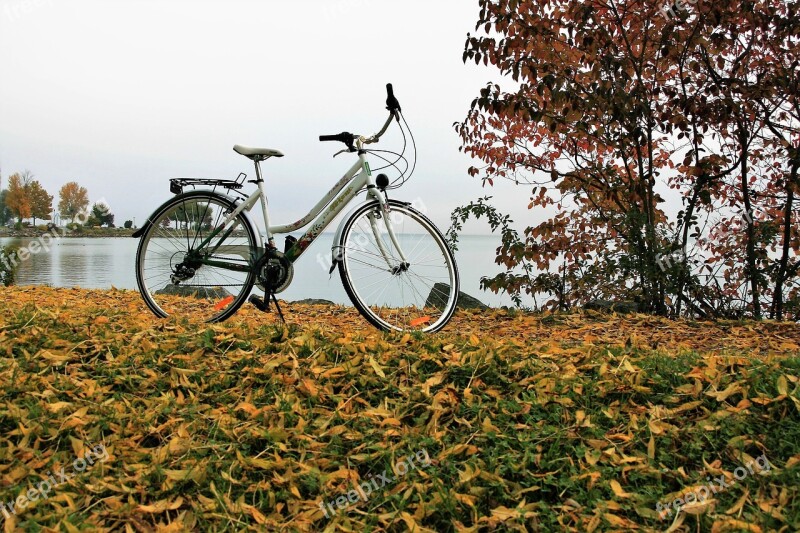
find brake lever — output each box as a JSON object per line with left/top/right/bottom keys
{"left": 332, "top": 149, "right": 351, "bottom": 158}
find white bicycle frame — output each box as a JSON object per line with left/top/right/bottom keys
{"left": 211, "top": 135, "right": 408, "bottom": 270}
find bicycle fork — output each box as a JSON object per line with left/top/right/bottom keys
{"left": 367, "top": 208, "right": 409, "bottom": 273}
{"left": 330, "top": 193, "right": 411, "bottom": 276}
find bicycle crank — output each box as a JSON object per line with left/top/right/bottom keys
{"left": 255, "top": 250, "right": 294, "bottom": 294}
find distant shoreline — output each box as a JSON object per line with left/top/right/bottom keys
{"left": 0, "top": 228, "right": 136, "bottom": 239}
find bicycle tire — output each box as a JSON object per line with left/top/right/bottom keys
{"left": 135, "top": 190, "right": 258, "bottom": 322}
{"left": 338, "top": 199, "right": 459, "bottom": 332}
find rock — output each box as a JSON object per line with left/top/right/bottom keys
{"left": 293, "top": 298, "right": 336, "bottom": 306}
{"left": 583, "top": 300, "right": 639, "bottom": 314}
{"left": 425, "top": 282, "right": 488, "bottom": 310}
{"left": 155, "top": 284, "right": 231, "bottom": 299}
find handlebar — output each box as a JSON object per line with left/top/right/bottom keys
{"left": 319, "top": 84, "right": 402, "bottom": 152}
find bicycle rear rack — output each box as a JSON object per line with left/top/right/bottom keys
{"left": 170, "top": 173, "right": 248, "bottom": 196}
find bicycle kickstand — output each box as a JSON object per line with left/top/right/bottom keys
{"left": 270, "top": 292, "right": 286, "bottom": 324}
{"left": 248, "top": 290, "right": 286, "bottom": 324}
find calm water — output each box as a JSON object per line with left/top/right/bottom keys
{"left": 0, "top": 235, "right": 525, "bottom": 308}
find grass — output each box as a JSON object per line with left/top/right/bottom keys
{"left": 0, "top": 286, "right": 798, "bottom": 532}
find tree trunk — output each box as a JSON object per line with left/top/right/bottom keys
{"left": 772, "top": 156, "right": 798, "bottom": 321}
{"left": 675, "top": 174, "right": 708, "bottom": 316}
{"left": 739, "top": 129, "right": 761, "bottom": 319}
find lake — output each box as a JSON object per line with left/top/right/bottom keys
{"left": 0, "top": 235, "right": 527, "bottom": 308}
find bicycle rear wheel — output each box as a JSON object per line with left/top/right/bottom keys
{"left": 135, "top": 191, "right": 258, "bottom": 322}
{"left": 338, "top": 200, "right": 459, "bottom": 332}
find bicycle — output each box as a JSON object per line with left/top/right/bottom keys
{"left": 133, "top": 84, "right": 460, "bottom": 332}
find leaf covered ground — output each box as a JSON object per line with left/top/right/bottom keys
{"left": 0, "top": 286, "right": 799, "bottom": 532}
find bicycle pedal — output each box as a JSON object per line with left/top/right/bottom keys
{"left": 249, "top": 295, "right": 270, "bottom": 313}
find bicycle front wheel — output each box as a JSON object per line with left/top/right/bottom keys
{"left": 135, "top": 191, "right": 258, "bottom": 322}
{"left": 338, "top": 200, "right": 459, "bottom": 332}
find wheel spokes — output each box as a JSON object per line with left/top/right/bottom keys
{"left": 342, "top": 205, "right": 458, "bottom": 332}
{"left": 137, "top": 196, "right": 256, "bottom": 322}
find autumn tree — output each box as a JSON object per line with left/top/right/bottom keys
{"left": 686, "top": 3, "right": 800, "bottom": 320}
{"left": 59, "top": 182, "right": 89, "bottom": 223}
{"left": 29, "top": 181, "right": 53, "bottom": 225}
{"left": 6, "top": 172, "right": 32, "bottom": 224}
{"left": 456, "top": 0, "right": 799, "bottom": 318}
{"left": 5, "top": 173, "right": 54, "bottom": 226}
{"left": 656, "top": 1, "right": 800, "bottom": 320}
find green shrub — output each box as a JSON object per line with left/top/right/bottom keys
{"left": 0, "top": 246, "right": 17, "bottom": 286}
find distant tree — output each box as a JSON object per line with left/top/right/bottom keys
{"left": 173, "top": 206, "right": 188, "bottom": 229}
{"left": 6, "top": 172, "right": 32, "bottom": 224}
{"left": 88, "top": 202, "right": 114, "bottom": 228}
{"left": 58, "top": 182, "right": 89, "bottom": 223}
{"left": 29, "top": 181, "right": 53, "bottom": 225}
{"left": 174, "top": 202, "right": 213, "bottom": 230}
{"left": 124, "top": 220, "right": 133, "bottom": 229}
{"left": 0, "top": 190, "right": 12, "bottom": 225}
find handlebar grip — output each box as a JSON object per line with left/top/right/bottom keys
{"left": 319, "top": 132, "right": 356, "bottom": 150}
{"left": 386, "top": 83, "right": 401, "bottom": 112}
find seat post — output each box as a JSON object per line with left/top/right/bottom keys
{"left": 251, "top": 156, "right": 275, "bottom": 249}
{"left": 253, "top": 158, "right": 265, "bottom": 182}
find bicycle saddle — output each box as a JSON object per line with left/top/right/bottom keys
{"left": 233, "top": 145, "right": 284, "bottom": 160}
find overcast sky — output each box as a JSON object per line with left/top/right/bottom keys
{"left": 0, "top": 0, "right": 536, "bottom": 235}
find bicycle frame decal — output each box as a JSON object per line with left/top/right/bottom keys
{"left": 270, "top": 159, "right": 363, "bottom": 235}
{"left": 284, "top": 179, "right": 362, "bottom": 262}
